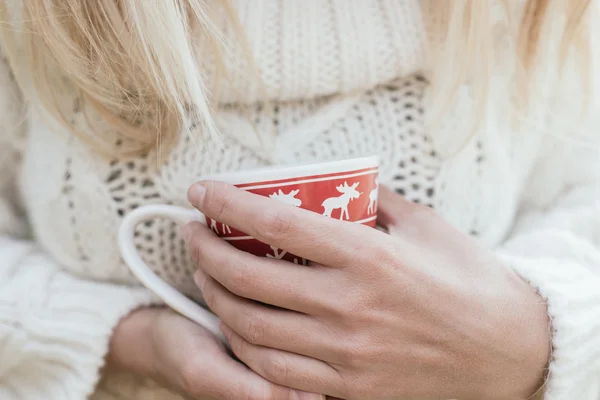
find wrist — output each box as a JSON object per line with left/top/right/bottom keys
{"left": 476, "top": 272, "right": 551, "bottom": 400}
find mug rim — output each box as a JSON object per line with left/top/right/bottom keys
{"left": 200, "top": 155, "right": 379, "bottom": 185}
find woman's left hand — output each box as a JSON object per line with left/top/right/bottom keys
{"left": 183, "top": 181, "right": 550, "bottom": 400}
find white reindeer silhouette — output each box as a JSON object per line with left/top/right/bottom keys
{"left": 209, "top": 218, "right": 231, "bottom": 235}
{"left": 368, "top": 179, "right": 379, "bottom": 215}
{"left": 266, "top": 245, "right": 308, "bottom": 265}
{"left": 322, "top": 181, "right": 361, "bottom": 220}
{"left": 266, "top": 190, "right": 302, "bottom": 261}
{"left": 269, "top": 189, "right": 302, "bottom": 207}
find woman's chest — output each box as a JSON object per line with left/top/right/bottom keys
{"left": 18, "top": 77, "right": 527, "bottom": 293}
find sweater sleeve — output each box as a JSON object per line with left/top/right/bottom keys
{"left": 0, "top": 54, "right": 157, "bottom": 398}
{"left": 495, "top": 132, "right": 600, "bottom": 399}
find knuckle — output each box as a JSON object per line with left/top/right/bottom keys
{"left": 354, "top": 376, "right": 378, "bottom": 399}
{"left": 261, "top": 354, "right": 291, "bottom": 383}
{"left": 202, "top": 248, "right": 222, "bottom": 275}
{"left": 259, "top": 208, "right": 293, "bottom": 242}
{"left": 336, "top": 370, "right": 380, "bottom": 400}
{"left": 226, "top": 263, "right": 254, "bottom": 295}
{"left": 242, "top": 310, "right": 266, "bottom": 344}
{"left": 332, "top": 372, "right": 358, "bottom": 400}
{"left": 338, "top": 336, "right": 368, "bottom": 366}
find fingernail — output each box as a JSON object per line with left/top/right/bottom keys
{"left": 187, "top": 183, "right": 206, "bottom": 205}
{"left": 181, "top": 223, "right": 194, "bottom": 243}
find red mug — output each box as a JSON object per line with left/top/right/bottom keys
{"left": 119, "top": 156, "right": 379, "bottom": 342}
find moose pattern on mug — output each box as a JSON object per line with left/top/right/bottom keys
{"left": 203, "top": 167, "right": 378, "bottom": 263}
{"left": 368, "top": 179, "right": 379, "bottom": 215}
{"left": 322, "top": 182, "right": 361, "bottom": 220}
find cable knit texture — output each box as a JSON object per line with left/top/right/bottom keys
{"left": 1, "top": 1, "right": 600, "bottom": 399}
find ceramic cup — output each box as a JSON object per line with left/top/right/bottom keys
{"left": 118, "top": 156, "right": 379, "bottom": 342}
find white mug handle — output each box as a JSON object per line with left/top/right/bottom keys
{"left": 118, "top": 204, "right": 226, "bottom": 345}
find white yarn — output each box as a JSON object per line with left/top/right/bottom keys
{"left": 1, "top": 1, "right": 600, "bottom": 399}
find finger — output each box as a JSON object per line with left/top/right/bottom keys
{"left": 196, "top": 268, "right": 344, "bottom": 362}
{"left": 188, "top": 181, "right": 387, "bottom": 266}
{"left": 377, "top": 185, "right": 462, "bottom": 244}
{"left": 185, "top": 221, "right": 340, "bottom": 314}
{"left": 156, "top": 311, "right": 323, "bottom": 400}
{"left": 222, "top": 324, "right": 346, "bottom": 399}
{"left": 182, "top": 344, "right": 324, "bottom": 400}
{"left": 376, "top": 185, "right": 423, "bottom": 229}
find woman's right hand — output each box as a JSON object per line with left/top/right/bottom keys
{"left": 108, "top": 307, "right": 323, "bottom": 400}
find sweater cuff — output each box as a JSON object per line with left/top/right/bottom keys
{"left": 497, "top": 251, "right": 600, "bottom": 400}
{"left": 0, "top": 253, "right": 159, "bottom": 400}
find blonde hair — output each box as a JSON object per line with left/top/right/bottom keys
{"left": 0, "top": 0, "right": 593, "bottom": 157}
{"left": 426, "top": 0, "right": 591, "bottom": 146}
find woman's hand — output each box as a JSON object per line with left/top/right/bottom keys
{"left": 184, "top": 181, "right": 551, "bottom": 400}
{"left": 108, "top": 307, "right": 324, "bottom": 399}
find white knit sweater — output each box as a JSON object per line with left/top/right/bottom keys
{"left": 1, "top": 1, "right": 600, "bottom": 399}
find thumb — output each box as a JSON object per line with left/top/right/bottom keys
{"left": 376, "top": 185, "right": 417, "bottom": 231}
{"left": 152, "top": 311, "right": 324, "bottom": 400}
{"left": 376, "top": 185, "right": 452, "bottom": 243}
